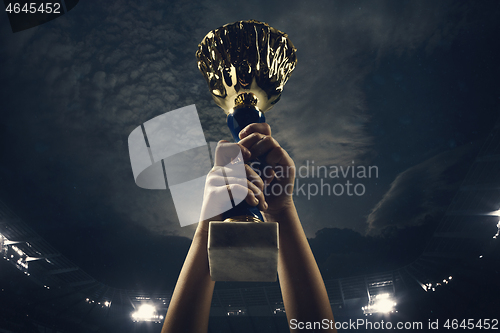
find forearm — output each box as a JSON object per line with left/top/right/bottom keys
{"left": 265, "top": 203, "right": 336, "bottom": 332}
{"left": 161, "top": 222, "right": 215, "bottom": 333}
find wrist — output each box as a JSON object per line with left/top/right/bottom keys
{"left": 195, "top": 220, "right": 211, "bottom": 239}
{"left": 263, "top": 199, "right": 296, "bottom": 222}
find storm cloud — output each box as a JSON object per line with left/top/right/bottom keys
{"left": 366, "top": 142, "right": 480, "bottom": 233}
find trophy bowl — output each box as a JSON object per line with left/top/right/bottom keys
{"left": 197, "top": 19, "right": 297, "bottom": 115}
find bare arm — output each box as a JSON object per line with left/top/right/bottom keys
{"left": 161, "top": 141, "right": 265, "bottom": 333}
{"left": 240, "top": 123, "right": 336, "bottom": 332}
{"left": 160, "top": 221, "right": 214, "bottom": 333}
{"left": 265, "top": 205, "right": 336, "bottom": 332}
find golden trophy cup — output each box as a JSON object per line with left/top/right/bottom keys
{"left": 196, "top": 20, "right": 297, "bottom": 281}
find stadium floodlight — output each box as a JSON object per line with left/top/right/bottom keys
{"left": 0, "top": 233, "right": 21, "bottom": 246}
{"left": 131, "top": 304, "right": 164, "bottom": 323}
{"left": 362, "top": 293, "right": 397, "bottom": 315}
{"left": 1, "top": 242, "right": 30, "bottom": 272}
{"left": 372, "top": 294, "right": 396, "bottom": 313}
{"left": 487, "top": 209, "right": 500, "bottom": 216}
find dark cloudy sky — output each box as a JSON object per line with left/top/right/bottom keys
{"left": 1, "top": 1, "right": 499, "bottom": 288}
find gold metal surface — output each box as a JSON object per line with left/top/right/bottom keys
{"left": 223, "top": 215, "right": 263, "bottom": 223}
{"left": 196, "top": 20, "right": 297, "bottom": 114}
{"left": 234, "top": 92, "right": 258, "bottom": 108}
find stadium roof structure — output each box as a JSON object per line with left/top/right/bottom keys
{"left": 1, "top": 120, "right": 499, "bottom": 332}
{"left": 401, "top": 119, "right": 500, "bottom": 291}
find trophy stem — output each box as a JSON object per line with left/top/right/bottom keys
{"left": 227, "top": 105, "right": 266, "bottom": 143}
{"left": 222, "top": 103, "right": 267, "bottom": 223}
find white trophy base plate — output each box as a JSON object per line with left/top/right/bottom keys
{"left": 208, "top": 221, "right": 279, "bottom": 282}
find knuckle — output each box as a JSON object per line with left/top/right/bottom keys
{"left": 249, "top": 176, "right": 264, "bottom": 189}
{"left": 247, "top": 132, "right": 260, "bottom": 141}
{"left": 260, "top": 135, "right": 271, "bottom": 143}
{"left": 227, "top": 176, "right": 246, "bottom": 187}
{"left": 205, "top": 175, "right": 220, "bottom": 187}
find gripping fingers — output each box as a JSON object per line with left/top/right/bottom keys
{"left": 247, "top": 180, "right": 267, "bottom": 211}
{"left": 214, "top": 140, "right": 251, "bottom": 166}
{"left": 245, "top": 164, "right": 264, "bottom": 192}
{"left": 223, "top": 176, "right": 267, "bottom": 211}
{"left": 225, "top": 182, "right": 266, "bottom": 211}
{"left": 239, "top": 123, "right": 271, "bottom": 140}
{"left": 265, "top": 146, "right": 295, "bottom": 182}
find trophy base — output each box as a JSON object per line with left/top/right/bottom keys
{"left": 208, "top": 221, "right": 279, "bottom": 282}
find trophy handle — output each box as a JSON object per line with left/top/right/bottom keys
{"left": 223, "top": 105, "right": 266, "bottom": 222}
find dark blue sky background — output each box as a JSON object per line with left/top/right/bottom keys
{"left": 0, "top": 0, "right": 499, "bottom": 290}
